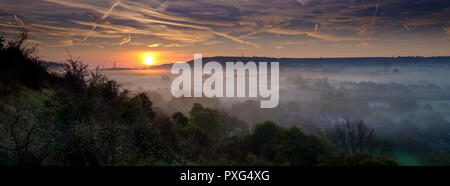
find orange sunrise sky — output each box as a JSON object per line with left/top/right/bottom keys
{"left": 1, "top": 0, "right": 449, "bottom": 67}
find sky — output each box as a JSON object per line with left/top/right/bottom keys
{"left": 1, "top": 0, "right": 449, "bottom": 67}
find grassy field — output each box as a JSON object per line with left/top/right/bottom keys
{"left": 394, "top": 152, "right": 421, "bottom": 166}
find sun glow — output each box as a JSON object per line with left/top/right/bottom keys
{"left": 144, "top": 54, "right": 155, "bottom": 66}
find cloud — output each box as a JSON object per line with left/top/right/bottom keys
{"left": 403, "top": 24, "right": 411, "bottom": 31}
{"left": 148, "top": 43, "right": 161, "bottom": 48}
{"left": 296, "top": 0, "right": 309, "bottom": 6}
{"left": 266, "top": 27, "right": 361, "bottom": 42}
{"left": 147, "top": 42, "right": 193, "bottom": 48}
{"left": 328, "top": 40, "right": 369, "bottom": 48}
{"left": 14, "top": 15, "right": 24, "bottom": 27}
{"left": 119, "top": 33, "right": 131, "bottom": 45}
{"left": 157, "top": 1, "right": 169, "bottom": 12}
{"left": 213, "top": 31, "right": 260, "bottom": 47}
{"left": 163, "top": 43, "right": 188, "bottom": 48}
{"left": 2, "top": 0, "right": 450, "bottom": 58}
{"left": 29, "top": 23, "right": 123, "bottom": 39}
{"left": 204, "top": 40, "right": 223, "bottom": 46}
{"left": 43, "top": 0, "right": 255, "bottom": 47}
{"left": 82, "top": 0, "right": 121, "bottom": 41}
{"left": 358, "top": 3, "right": 378, "bottom": 36}
{"left": 49, "top": 39, "right": 74, "bottom": 47}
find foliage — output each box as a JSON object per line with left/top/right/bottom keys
{"left": 326, "top": 120, "right": 394, "bottom": 157}
{"left": 419, "top": 151, "right": 450, "bottom": 166}
{"left": 171, "top": 112, "right": 189, "bottom": 127}
{"left": 0, "top": 30, "right": 48, "bottom": 93}
{"left": 0, "top": 31, "right": 399, "bottom": 166}
{"left": 320, "top": 152, "right": 398, "bottom": 166}
{"left": 189, "top": 103, "right": 223, "bottom": 139}
{"left": 246, "top": 121, "right": 333, "bottom": 165}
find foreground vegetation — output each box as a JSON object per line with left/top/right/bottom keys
{"left": 0, "top": 33, "right": 400, "bottom": 166}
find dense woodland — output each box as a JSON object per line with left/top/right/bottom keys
{"left": 1, "top": 31, "right": 437, "bottom": 166}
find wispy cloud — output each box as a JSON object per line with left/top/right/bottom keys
{"left": 296, "top": 0, "right": 309, "bottom": 6}
{"left": 119, "top": 33, "right": 131, "bottom": 45}
{"left": 1, "top": 0, "right": 449, "bottom": 59}
{"left": 403, "top": 24, "right": 411, "bottom": 31}
{"left": 14, "top": 15, "right": 24, "bottom": 27}
{"left": 49, "top": 39, "right": 74, "bottom": 47}
{"left": 42, "top": 0, "right": 256, "bottom": 47}
{"left": 148, "top": 43, "right": 161, "bottom": 48}
{"left": 81, "top": 0, "right": 121, "bottom": 41}
{"left": 358, "top": 3, "right": 378, "bottom": 36}
{"left": 328, "top": 40, "right": 369, "bottom": 48}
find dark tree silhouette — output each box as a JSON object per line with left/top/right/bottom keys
{"left": 328, "top": 120, "right": 393, "bottom": 157}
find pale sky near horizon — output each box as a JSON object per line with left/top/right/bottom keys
{"left": 1, "top": 0, "right": 449, "bottom": 67}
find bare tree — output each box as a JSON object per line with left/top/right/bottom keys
{"left": 328, "top": 120, "right": 393, "bottom": 157}
{"left": 0, "top": 102, "right": 50, "bottom": 165}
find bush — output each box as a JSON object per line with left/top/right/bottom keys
{"left": 246, "top": 121, "right": 332, "bottom": 165}
{"left": 0, "top": 31, "right": 48, "bottom": 91}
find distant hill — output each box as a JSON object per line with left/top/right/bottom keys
{"left": 101, "top": 67, "right": 142, "bottom": 71}
{"left": 151, "top": 56, "right": 450, "bottom": 70}
{"left": 42, "top": 56, "right": 450, "bottom": 71}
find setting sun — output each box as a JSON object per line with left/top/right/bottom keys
{"left": 144, "top": 54, "right": 155, "bottom": 66}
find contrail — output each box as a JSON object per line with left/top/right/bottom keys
{"left": 297, "top": 0, "right": 308, "bottom": 6}
{"left": 102, "top": 0, "right": 120, "bottom": 20}
{"left": 81, "top": 0, "right": 121, "bottom": 41}
{"left": 370, "top": 4, "right": 378, "bottom": 27}
{"left": 119, "top": 33, "right": 131, "bottom": 45}
{"left": 359, "top": 2, "right": 379, "bottom": 35}
{"left": 14, "top": 14, "right": 24, "bottom": 27}
{"left": 52, "top": 0, "right": 256, "bottom": 47}
{"left": 403, "top": 24, "right": 411, "bottom": 31}
{"left": 156, "top": 1, "right": 169, "bottom": 11}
